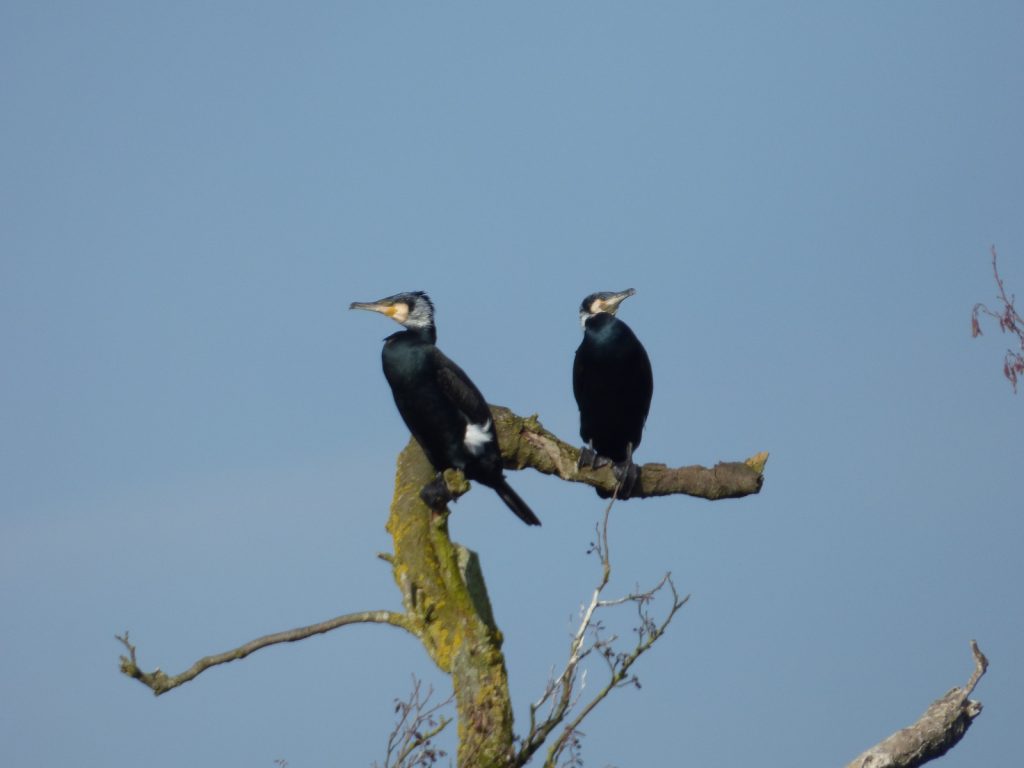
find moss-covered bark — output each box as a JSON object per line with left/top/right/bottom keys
{"left": 492, "top": 406, "right": 765, "bottom": 499}
{"left": 381, "top": 408, "right": 769, "bottom": 766}
{"left": 387, "top": 440, "right": 514, "bottom": 767}
{"left": 117, "top": 404, "right": 768, "bottom": 766}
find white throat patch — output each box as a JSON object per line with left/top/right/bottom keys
{"left": 464, "top": 419, "right": 493, "bottom": 455}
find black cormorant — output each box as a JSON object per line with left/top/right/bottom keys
{"left": 350, "top": 291, "right": 540, "bottom": 526}
{"left": 573, "top": 288, "right": 653, "bottom": 497}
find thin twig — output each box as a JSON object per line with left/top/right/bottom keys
{"left": 514, "top": 493, "right": 687, "bottom": 768}
{"left": 117, "top": 610, "right": 415, "bottom": 696}
{"left": 971, "top": 246, "right": 1024, "bottom": 392}
{"left": 546, "top": 581, "right": 688, "bottom": 767}
{"left": 376, "top": 676, "right": 454, "bottom": 768}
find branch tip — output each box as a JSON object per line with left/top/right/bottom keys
{"left": 844, "top": 640, "right": 988, "bottom": 768}
{"left": 491, "top": 405, "right": 766, "bottom": 501}
{"left": 516, "top": 502, "right": 687, "bottom": 767}
{"left": 965, "top": 639, "right": 988, "bottom": 696}
{"left": 115, "top": 610, "right": 414, "bottom": 696}
{"left": 745, "top": 451, "right": 769, "bottom": 473}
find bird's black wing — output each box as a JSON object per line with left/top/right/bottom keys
{"left": 635, "top": 339, "right": 654, "bottom": 428}
{"left": 572, "top": 346, "right": 596, "bottom": 443}
{"left": 431, "top": 348, "right": 540, "bottom": 526}
{"left": 431, "top": 348, "right": 494, "bottom": 427}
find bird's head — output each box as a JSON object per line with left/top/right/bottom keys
{"left": 579, "top": 288, "right": 636, "bottom": 328}
{"left": 350, "top": 291, "right": 436, "bottom": 330}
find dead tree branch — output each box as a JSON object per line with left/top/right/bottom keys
{"left": 116, "top": 404, "right": 763, "bottom": 767}
{"left": 844, "top": 640, "right": 988, "bottom": 768}
{"left": 116, "top": 610, "right": 415, "bottom": 696}
{"left": 385, "top": 440, "right": 516, "bottom": 768}
{"left": 513, "top": 499, "right": 688, "bottom": 767}
{"left": 492, "top": 406, "right": 766, "bottom": 501}
{"left": 374, "top": 676, "right": 454, "bottom": 768}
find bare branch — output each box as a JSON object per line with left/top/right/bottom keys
{"left": 514, "top": 499, "right": 688, "bottom": 767}
{"left": 492, "top": 406, "right": 766, "bottom": 500}
{"left": 518, "top": 500, "right": 617, "bottom": 765}
{"left": 545, "top": 578, "right": 687, "bottom": 767}
{"left": 116, "top": 610, "right": 415, "bottom": 696}
{"left": 374, "top": 676, "right": 454, "bottom": 768}
{"left": 115, "top": 401, "right": 765, "bottom": 765}
{"left": 971, "top": 246, "right": 1024, "bottom": 392}
{"left": 844, "top": 641, "right": 988, "bottom": 768}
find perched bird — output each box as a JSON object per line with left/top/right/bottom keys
{"left": 573, "top": 288, "right": 653, "bottom": 497}
{"left": 350, "top": 291, "right": 540, "bottom": 526}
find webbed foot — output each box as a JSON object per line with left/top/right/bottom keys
{"left": 419, "top": 473, "right": 453, "bottom": 509}
{"left": 611, "top": 460, "right": 641, "bottom": 499}
{"left": 577, "top": 445, "right": 612, "bottom": 471}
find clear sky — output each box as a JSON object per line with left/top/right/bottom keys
{"left": 2, "top": 3, "right": 1022, "bottom": 766}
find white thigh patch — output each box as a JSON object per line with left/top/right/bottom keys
{"left": 464, "top": 419, "right": 493, "bottom": 455}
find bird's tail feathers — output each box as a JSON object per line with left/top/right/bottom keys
{"left": 495, "top": 479, "right": 541, "bottom": 526}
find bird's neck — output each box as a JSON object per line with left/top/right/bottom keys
{"left": 390, "top": 325, "right": 437, "bottom": 345}
{"left": 585, "top": 313, "right": 620, "bottom": 334}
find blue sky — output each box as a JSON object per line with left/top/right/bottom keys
{"left": 2, "top": 2, "right": 1022, "bottom": 766}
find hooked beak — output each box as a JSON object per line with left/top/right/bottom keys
{"left": 595, "top": 288, "right": 636, "bottom": 315}
{"left": 350, "top": 297, "right": 411, "bottom": 325}
{"left": 349, "top": 299, "right": 398, "bottom": 318}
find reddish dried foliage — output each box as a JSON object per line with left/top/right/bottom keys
{"left": 972, "top": 247, "right": 1024, "bottom": 393}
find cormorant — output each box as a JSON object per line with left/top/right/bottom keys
{"left": 350, "top": 291, "right": 541, "bottom": 526}
{"left": 573, "top": 288, "right": 653, "bottom": 497}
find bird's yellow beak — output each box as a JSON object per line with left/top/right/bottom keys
{"left": 591, "top": 288, "right": 636, "bottom": 316}
{"left": 350, "top": 299, "right": 409, "bottom": 324}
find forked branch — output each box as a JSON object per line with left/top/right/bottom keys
{"left": 115, "top": 404, "right": 763, "bottom": 767}
{"left": 514, "top": 499, "right": 688, "bottom": 767}
{"left": 374, "top": 676, "right": 454, "bottom": 768}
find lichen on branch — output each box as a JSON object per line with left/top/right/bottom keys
{"left": 491, "top": 405, "right": 766, "bottom": 500}
{"left": 115, "top": 404, "right": 768, "bottom": 767}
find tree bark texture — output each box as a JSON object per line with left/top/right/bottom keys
{"left": 491, "top": 406, "right": 766, "bottom": 499}
{"left": 115, "top": 404, "right": 990, "bottom": 767}
{"left": 114, "top": 402, "right": 989, "bottom": 767}
{"left": 387, "top": 439, "right": 514, "bottom": 768}
{"left": 380, "top": 407, "right": 767, "bottom": 767}
{"left": 845, "top": 641, "right": 988, "bottom": 768}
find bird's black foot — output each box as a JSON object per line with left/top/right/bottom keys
{"left": 611, "top": 460, "right": 641, "bottom": 499}
{"left": 420, "top": 474, "right": 453, "bottom": 509}
{"left": 595, "top": 460, "right": 640, "bottom": 499}
{"left": 577, "top": 445, "right": 611, "bottom": 471}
